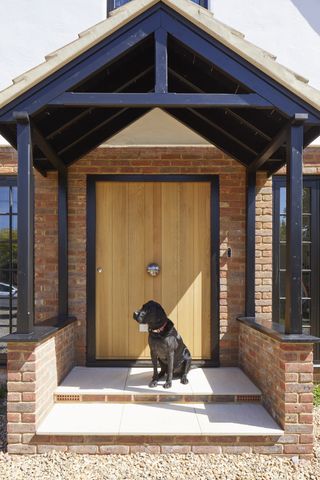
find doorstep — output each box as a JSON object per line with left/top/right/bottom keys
{"left": 54, "top": 367, "right": 262, "bottom": 403}
{"left": 36, "top": 402, "right": 284, "bottom": 437}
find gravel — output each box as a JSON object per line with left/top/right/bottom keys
{"left": 0, "top": 391, "right": 320, "bottom": 480}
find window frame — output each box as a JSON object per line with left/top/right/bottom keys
{"left": 107, "top": 0, "right": 209, "bottom": 16}
{"left": 0, "top": 175, "right": 18, "bottom": 365}
{"left": 273, "top": 175, "right": 320, "bottom": 361}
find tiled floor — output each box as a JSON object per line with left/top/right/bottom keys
{"left": 55, "top": 367, "right": 261, "bottom": 396}
{"left": 37, "top": 402, "right": 283, "bottom": 436}
{"left": 37, "top": 367, "right": 283, "bottom": 437}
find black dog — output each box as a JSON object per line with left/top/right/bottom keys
{"left": 133, "top": 300, "right": 192, "bottom": 389}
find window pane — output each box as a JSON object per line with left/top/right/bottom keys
{"left": 280, "top": 244, "right": 286, "bottom": 269}
{"left": 302, "top": 325, "right": 311, "bottom": 335}
{"left": 302, "top": 244, "right": 311, "bottom": 270}
{"left": 11, "top": 270, "right": 17, "bottom": 288}
{"left": 280, "top": 215, "right": 286, "bottom": 241}
{"left": 280, "top": 271, "right": 286, "bottom": 298}
{"left": 0, "top": 243, "right": 10, "bottom": 269}
{"left": 12, "top": 215, "right": 17, "bottom": 240}
{"left": 302, "top": 216, "right": 311, "bottom": 241}
{"left": 12, "top": 243, "right": 17, "bottom": 270}
{"left": 0, "top": 187, "right": 9, "bottom": 214}
{"left": 303, "top": 188, "right": 311, "bottom": 214}
{"left": 279, "top": 299, "right": 285, "bottom": 326}
{"left": 302, "top": 299, "right": 311, "bottom": 323}
{"left": 280, "top": 187, "right": 286, "bottom": 215}
{"left": 12, "top": 187, "right": 17, "bottom": 214}
{"left": 302, "top": 272, "right": 311, "bottom": 298}
{"left": 0, "top": 216, "right": 10, "bottom": 241}
{"left": 114, "top": 0, "right": 132, "bottom": 7}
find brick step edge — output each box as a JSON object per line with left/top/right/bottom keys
{"left": 54, "top": 393, "right": 262, "bottom": 403}
{"left": 10, "top": 434, "right": 298, "bottom": 456}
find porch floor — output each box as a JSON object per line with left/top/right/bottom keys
{"left": 36, "top": 401, "right": 283, "bottom": 436}
{"left": 55, "top": 366, "right": 262, "bottom": 396}
{"left": 36, "top": 367, "right": 283, "bottom": 438}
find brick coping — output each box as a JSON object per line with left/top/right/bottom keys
{"left": 0, "top": 315, "right": 77, "bottom": 344}
{"left": 237, "top": 316, "right": 320, "bottom": 343}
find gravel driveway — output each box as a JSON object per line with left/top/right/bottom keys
{"left": 0, "top": 392, "right": 320, "bottom": 480}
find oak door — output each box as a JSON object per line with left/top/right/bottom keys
{"left": 95, "top": 181, "right": 211, "bottom": 359}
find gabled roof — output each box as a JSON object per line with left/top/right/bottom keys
{"left": 0, "top": 0, "right": 320, "bottom": 174}
{"left": 0, "top": 0, "right": 319, "bottom": 111}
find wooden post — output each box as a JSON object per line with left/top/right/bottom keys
{"left": 155, "top": 28, "right": 168, "bottom": 94}
{"left": 14, "top": 112, "right": 34, "bottom": 334}
{"left": 285, "top": 114, "right": 307, "bottom": 334}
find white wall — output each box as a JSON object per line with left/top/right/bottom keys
{"left": 213, "top": 0, "right": 320, "bottom": 91}
{"left": 0, "top": 0, "right": 319, "bottom": 145}
{"left": 0, "top": 0, "right": 105, "bottom": 91}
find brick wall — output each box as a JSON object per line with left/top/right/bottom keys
{"left": 255, "top": 172, "right": 273, "bottom": 327}
{"left": 239, "top": 321, "right": 314, "bottom": 459}
{"left": 67, "top": 146, "right": 246, "bottom": 365}
{"left": 0, "top": 145, "right": 319, "bottom": 365}
{"left": 6, "top": 322, "right": 75, "bottom": 454}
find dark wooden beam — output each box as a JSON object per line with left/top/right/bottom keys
{"left": 61, "top": 108, "right": 150, "bottom": 164}
{"left": 32, "top": 122, "right": 66, "bottom": 174}
{"left": 49, "top": 92, "right": 273, "bottom": 108}
{"left": 155, "top": 28, "right": 168, "bottom": 93}
{"left": 248, "top": 122, "right": 289, "bottom": 172}
{"left": 245, "top": 171, "right": 256, "bottom": 317}
{"left": 14, "top": 112, "right": 34, "bottom": 334}
{"left": 187, "top": 108, "right": 258, "bottom": 156}
{"left": 168, "top": 68, "right": 273, "bottom": 142}
{"left": 57, "top": 108, "right": 130, "bottom": 156}
{"left": 285, "top": 113, "right": 308, "bottom": 334}
{"left": 58, "top": 170, "right": 68, "bottom": 316}
{"left": 46, "top": 66, "right": 154, "bottom": 141}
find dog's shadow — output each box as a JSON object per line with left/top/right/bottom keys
{"left": 124, "top": 370, "right": 192, "bottom": 394}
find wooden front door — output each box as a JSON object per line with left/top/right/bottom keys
{"left": 95, "top": 180, "right": 212, "bottom": 360}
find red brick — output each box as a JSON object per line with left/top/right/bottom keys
{"left": 68, "top": 445, "right": 98, "bottom": 454}
{"left": 222, "top": 446, "right": 252, "bottom": 454}
{"left": 161, "top": 446, "right": 191, "bottom": 454}
{"left": 37, "top": 445, "right": 68, "bottom": 453}
{"left": 192, "top": 446, "right": 222, "bottom": 454}
{"left": 7, "top": 444, "right": 37, "bottom": 454}
{"left": 130, "top": 446, "right": 161, "bottom": 454}
{"left": 284, "top": 444, "right": 313, "bottom": 454}
{"left": 99, "top": 446, "right": 130, "bottom": 454}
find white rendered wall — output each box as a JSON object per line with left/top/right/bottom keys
{"left": 0, "top": 0, "right": 319, "bottom": 145}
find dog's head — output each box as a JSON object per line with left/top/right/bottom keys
{"left": 133, "top": 300, "right": 167, "bottom": 329}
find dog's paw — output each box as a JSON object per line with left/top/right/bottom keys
{"left": 181, "top": 376, "right": 189, "bottom": 385}
{"left": 163, "top": 381, "right": 172, "bottom": 389}
{"left": 149, "top": 380, "right": 158, "bottom": 388}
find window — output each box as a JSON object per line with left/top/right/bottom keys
{"left": 0, "top": 177, "right": 18, "bottom": 358}
{"left": 107, "top": 0, "right": 208, "bottom": 15}
{"left": 273, "top": 176, "right": 320, "bottom": 362}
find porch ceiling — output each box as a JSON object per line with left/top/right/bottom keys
{"left": 0, "top": 0, "right": 320, "bottom": 174}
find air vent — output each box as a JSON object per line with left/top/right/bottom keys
{"left": 55, "top": 394, "right": 81, "bottom": 402}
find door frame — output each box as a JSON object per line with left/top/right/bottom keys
{"left": 86, "top": 174, "right": 220, "bottom": 367}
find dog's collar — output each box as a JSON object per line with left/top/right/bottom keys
{"left": 151, "top": 321, "right": 168, "bottom": 334}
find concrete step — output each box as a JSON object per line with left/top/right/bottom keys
{"left": 36, "top": 402, "right": 283, "bottom": 438}
{"left": 54, "top": 366, "right": 262, "bottom": 403}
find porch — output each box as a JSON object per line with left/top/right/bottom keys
{"left": 1, "top": 0, "right": 320, "bottom": 457}
{"left": 35, "top": 366, "right": 284, "bottom": 451}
